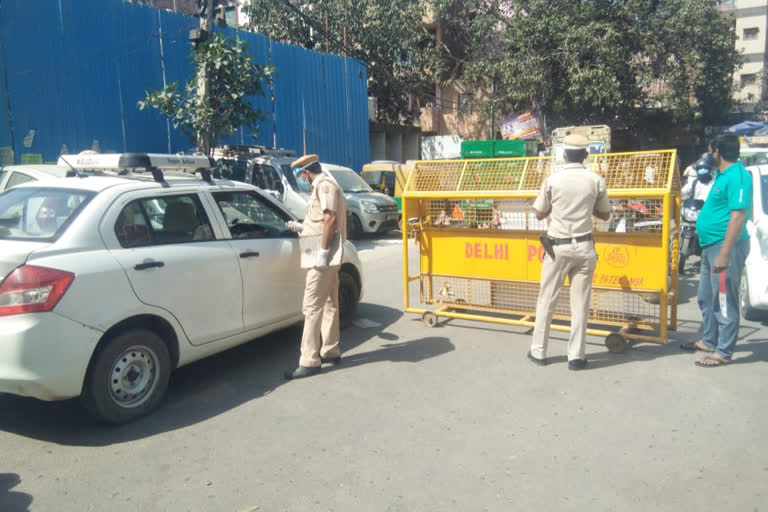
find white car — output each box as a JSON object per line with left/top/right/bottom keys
{"left": 741, "top": 164, "right": 768, "bottom": 320}
{"left": 0, "top": 153, "right": 363, "bottom": 424}
{"left": 0, "top": 164, "right": 73, "bottom": 192}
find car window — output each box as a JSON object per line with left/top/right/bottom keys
{"left": 0, "top": 187, "right": 94, "bottom": 241}
{"left": 254, "top": 165, "right": 282, "bottom": 192}
{"left": 114, "top": 194, "right": 213, "bottom": 247}
{"left": 215, "top": 158, "right": 247, "bottom": 182}
{"left": 6, "top": 171, "right": 36, "bottom": 189}
{"left": 212, "top": 190, "right": 293, "bottom": 239}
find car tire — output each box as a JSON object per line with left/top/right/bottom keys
{"left": 740, "top": 273, "right": 763, "bottom": 322}
{"left": 347, "top": 214, "right": 363, "bottom": 240}
{"left": 338, "top": 269, "right": 360, "bottom": 326}
{"left": 81, "top": 328, "right": 171, "bottom": 425}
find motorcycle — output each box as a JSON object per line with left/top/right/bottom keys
{"left": 679, "top": 199, "right": 702, "bottom": 273}
{"left": 678, "top": 154, "right": 715, "bottom": 273}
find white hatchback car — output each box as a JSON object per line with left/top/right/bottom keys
{"left": 0, "top": 153, "right": 363, "bottom": 424}
{"left": 741, "top": 164, "right": 768, "bottom": 320}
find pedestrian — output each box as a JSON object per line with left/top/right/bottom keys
{"left": 681, "top": 133, "right": 752, "bottom": 366}
{"left": 283, "top": 154, "right": 347, "bottom": 379}
{"left": 528, "top": 134, "right": 612, "bottom": 370}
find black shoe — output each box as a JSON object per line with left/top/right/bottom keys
{"left": 527, "top": 351, "right": 547, "bottom": 366}
{"left": 320, "top": 355, "right": 341, "bottom": 365}
{"left": 284, "top": 366, "right": 321, "bottom": 380}
{"left": 568, "top": 359, "right": 588, "bottom": 371}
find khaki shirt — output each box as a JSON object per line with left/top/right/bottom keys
{"left": 533, "top": 162, "right": 611, "bottom": 238}
{"left": 302, "top": 174, "right": 347, "bottom": 241}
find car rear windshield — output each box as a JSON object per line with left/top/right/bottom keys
{"left": 0, "top": 187, "right": 95, "bottom": 241}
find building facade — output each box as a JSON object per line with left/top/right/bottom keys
{"left": 721, "top": 0, "right": 768, "bottom": 112}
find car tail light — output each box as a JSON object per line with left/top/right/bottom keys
{"left": 0, "top": 265, "right": 75, "bottom": 317}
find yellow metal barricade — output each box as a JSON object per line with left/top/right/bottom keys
{"left": 401, "top": 151, "right": 681, "bottom": 349}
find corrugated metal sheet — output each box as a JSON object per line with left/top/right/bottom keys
{"left": 0, "top": 0, "right": 369, "bottom": 170}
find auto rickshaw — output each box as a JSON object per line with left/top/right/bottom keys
{"left": 360, "top": 160, "right": 412, "bottom": 213}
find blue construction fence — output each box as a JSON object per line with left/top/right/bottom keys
{"left": 0, "top": 0, "right": 370, "bottom": 171}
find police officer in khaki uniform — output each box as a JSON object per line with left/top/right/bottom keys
{"left": 529, "top": 134, "right": 612, "bottom": 370}
{"left": 284, "top": 154, "right": 347, "bottom": 379}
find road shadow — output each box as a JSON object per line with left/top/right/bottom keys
{"left": 0, "top": 303, "right": 402, "bottom": 446}
{"left": 325, "top": 337, "right": 454, "bottom": 373}
{"left": 0, "top": 474, "right": 32, "bottom": 512}
{"left": 676, "top": 272, "right": 701, "bottom": 304}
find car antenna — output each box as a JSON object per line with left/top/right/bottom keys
{"left": 58, "top": 155, "right": 81, "bottom": 177}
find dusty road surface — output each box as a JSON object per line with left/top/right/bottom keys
{"left": 2, "top": 238, "right": 766, "bottom": 511}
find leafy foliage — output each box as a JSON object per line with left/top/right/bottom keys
{"left": 431, "top": 0, "right": 740, "bottom": 128}
{"left": 138, "top": 33, "right": 272, "bottom": 155}
{"left": 243, "top": 0, "right": 434, "bottom": 124}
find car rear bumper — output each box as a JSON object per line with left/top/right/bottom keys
{"left": 0, "top": 312, "right": 102, "bottom": 401}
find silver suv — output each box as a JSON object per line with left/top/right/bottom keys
{"left": 325, "top": 166, "right": 399, "bottom": 239}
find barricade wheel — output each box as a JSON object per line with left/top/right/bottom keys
{"left": 423, "top": 311, "right": 438, "bottom": 328}
{"left": 605, "top": 333, "right": 629, "bottom": 353}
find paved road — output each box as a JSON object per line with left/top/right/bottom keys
{"left": 1, "top": 237, "right": 766, "bottom": 511}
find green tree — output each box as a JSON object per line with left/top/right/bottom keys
{"left": 138, "top": 33, "right": 272, "bottom": 155}
{"left": 243, "top": 0, "right": 434, "bottom": 125}
{"left": 431, "top": 0, "right": 739, "bottom": 130}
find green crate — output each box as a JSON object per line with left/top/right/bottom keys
{"left": 461, "top": 140, "right": 494, "bottom": 159}
{"left": 493, "top": 139, "right": 537, "bottom": 157}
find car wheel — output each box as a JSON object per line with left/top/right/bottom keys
{"left": 81, "top": 328, "right": 171, "bottom": 424}
{"left": 338, "top": 269, "right": 360, "bottom": 326}
{"left": 347, "top": 214, "right": 363, "bottom": 240}
{"left": 740, "top": 273, "right": 763, "bottom": 321}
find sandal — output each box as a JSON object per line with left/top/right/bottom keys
{"left": 680, "top": 341, "right": 714, "bottom": 353}
{"left": 695, "top": 355, "right": 729, "bottom": 367}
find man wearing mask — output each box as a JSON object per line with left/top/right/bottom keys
{"left": 681, "top": 133, "right": 752, "bottom": 366}
{"left": 284, "top": 154, "right": 347, "bottom": 379}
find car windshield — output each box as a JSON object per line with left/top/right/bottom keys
{"left": 0, "top": 187, "right": 94, "bottom": 241}
{"left": 330, "top": 169, "right": 373, "bottom": 193}
{"left": 362, "top": 171, "right": 383, "bottom": 186}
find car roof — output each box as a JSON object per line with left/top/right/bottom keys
{"left": 1, "top": 164, "right": 72, "bottom": 178}
{"left": 7, "top": 174, "right": 256, "bottom": 193}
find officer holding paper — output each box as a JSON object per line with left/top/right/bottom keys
{"left": 284, "top": 154, "right": 348, "bottom": 380}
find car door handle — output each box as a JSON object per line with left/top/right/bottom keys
{"left": 134, "top": 261, "right": 165, "bottom": 270}
{"left": 239, "top": 251, "right": 260, "bottom": 258}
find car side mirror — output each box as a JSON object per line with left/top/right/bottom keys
{"left": 275, "top": 181, "right": 284, "bottom": 194}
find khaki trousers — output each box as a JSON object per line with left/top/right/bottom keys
{"left": 299, "top": 266, "right": 341, "bottom": 367}
{"left": 530, "top": 240, "right": 597, "bottom": 361}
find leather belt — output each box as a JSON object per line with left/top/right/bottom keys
{"left": 549, "top": 233, "right": 593, "bottom": 246}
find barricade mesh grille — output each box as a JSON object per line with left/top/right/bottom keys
{"left": 405, "top": 151, "right": 676, "bottom": 194}
{"left": 421, "top": 275, "right": 662, "bottom": 328}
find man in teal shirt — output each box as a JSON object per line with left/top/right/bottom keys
{"left": 682, "top": 133, "right": 752, "bottom": 366}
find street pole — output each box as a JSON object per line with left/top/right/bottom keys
{"left": 197, "top": 0, "right": 213, "bottom": 155}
